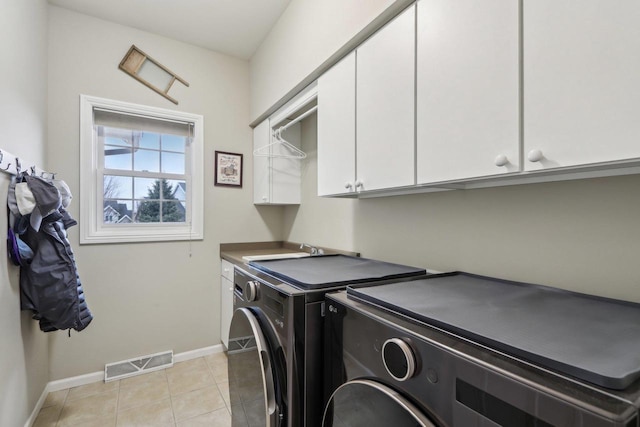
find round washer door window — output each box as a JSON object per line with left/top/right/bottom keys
{"left": 228, "top": 307, "right": 279, "bottom": 426}
{"left": 323, "top": 379, "right": 436, "bottom": 427}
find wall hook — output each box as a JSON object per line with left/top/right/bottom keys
{"left": 0, "top": 150, "right": 11, "bottom": 171}
{"left": 0, "top": 150, "right": 9, "bottom": 171}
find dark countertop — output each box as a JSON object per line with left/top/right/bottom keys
{"left": 220, "top": 241, "right": 361, "bottom": 298}
{"left": 220, "top": 241, "right": 359, "bottom": 266}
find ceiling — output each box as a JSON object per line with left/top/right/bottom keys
{"left": 47, "top": 0, "right": 292, "bottom": 59}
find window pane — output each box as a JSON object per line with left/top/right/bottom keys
{"left": 134, "top": 177, "right": 160, "bottom": 199}
{"left": 161, "top": 152, "right": 185, "bottom": 174}
{"left": 167, "top": 180, "right": 186, "bottom": 201}
{"left": 103, "top": 200, "right": 133, "bottom": 224}
{"left": 161, "top": 134, "right": 186, "bottom": 152}
{"left": 135, "top": 199, "right": 160, "bottom": 223}
{"left": 104, "top": 175, "right": 132, "bottom": 199}
{"left": 104, "top": 136, "right": 129, "bottom": 147}
{"left": 104, "top": 147, "right": 132, "bottom": 170}
{"left": 162, "top": 201, "right": 186, "bottom": 223}
{"left": 99, "top": 126, "right": 133, "bottom": 147}
{"left": 134, "top": 149, "right": 160, "bottom": 173}
{"left": 160, "top": 179, "right": 177, "bottom": 199}
{"left": 139, "top": 132, "right": 160, "bottom": 150}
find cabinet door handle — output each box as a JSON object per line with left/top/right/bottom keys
{"left": 494, "top": 154, "right": 509, "bottom": 167}
{"left": 527, "top": 149, "right": 544, "bottom": 162}
{"left": 355, "top": 180, "right": 363, "bottom": 190}
{"left": 344, "top": 182, "right": 353, "bottom": 190}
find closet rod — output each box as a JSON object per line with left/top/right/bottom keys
{"left": 275, "top": 105, "right": 318, "bottom": 133}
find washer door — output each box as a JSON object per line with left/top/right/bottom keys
{"left": 323, "top": 379, "right": 436, "bottom": 427}
{"left": 228, "top": 307, "right": 281, "bottom": 426}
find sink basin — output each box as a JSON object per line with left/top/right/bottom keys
{"left": 242, "top": 252, "right": 311, "bottom": 262}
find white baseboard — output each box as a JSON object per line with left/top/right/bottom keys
{"left": 173, "top": 344, "right": 224, "bottom": 363}
{"left": 24, "top": 344, "right": 225, "bottom": 427}
{"left": 24, "top": 386, "right": 50, "bottom": 427}
{"left": 48, "top": 370, "right": 105, "bottom": 392}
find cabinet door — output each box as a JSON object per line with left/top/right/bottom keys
{"left": 524, "top": 0, "right": 640, "bottom": 171}
{"left": 318, "top": 52, "right": 356, "bottom": 196}
{"left": 356, "top": 5, "right": 415, "bottom": 192}
{"left": 253, "top": 120, "right": 271, "bottom": 204}
{"left": 416, "top": 0, "right": 519, "bottom": 183}
{"left": 220, "top": 260, "right": 234, "bottom": 349}
{"left": 271, "top": 122, "right": 301, "bottom": 204}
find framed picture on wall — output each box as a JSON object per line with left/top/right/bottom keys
{"left": 214, "top": 151, "right": 243, "bottom": 188}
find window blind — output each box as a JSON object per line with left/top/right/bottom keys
{"left": 93, "top": 108, "right": 192, "bottom": 137}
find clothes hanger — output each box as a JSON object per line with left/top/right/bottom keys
{"left": 253, "top": 127, "right": 307, "bottom": 160}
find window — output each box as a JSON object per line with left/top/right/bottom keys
{"left": 80, "top": 95, "right": 203, "bottom": 244}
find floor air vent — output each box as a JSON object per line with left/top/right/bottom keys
{"left": 105, "top": 350, "right": 173, "bottom": 382}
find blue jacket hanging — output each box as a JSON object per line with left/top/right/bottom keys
{"left": 8, "top": 173, "right": 93, "bottom": 332}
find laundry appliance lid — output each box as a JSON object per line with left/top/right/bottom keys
{"left": 248, "top": 254, "right": 426, "bottom": 290}
{"left": 348, "top": 272, "right": 640, "bottom": 390}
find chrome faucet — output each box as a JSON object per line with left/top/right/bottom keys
{"left": 300, "top": 243, "right": 324, "bottom": 256}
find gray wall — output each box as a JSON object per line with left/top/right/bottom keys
{"left": 282, "top": 115, "right": 356, "bottom": 250}
{"left": 250, "top": 0, "right": 401, "bottom": 122}
{"left": 46, "top": 6, "right": 283, "bottom": 380}
{"left": 284, "top": 116, "right": 640, "bottom": 304}
{"left": 0, "top": 0, "right": 50, "bottom": 425}
{"left": 261, "top": 0, "right": 640, "bottom": 303}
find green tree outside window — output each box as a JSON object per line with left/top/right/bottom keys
{"left": 136, "top": 179, "right": 185, "bottom": 223}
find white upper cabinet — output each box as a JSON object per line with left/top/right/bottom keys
{"left": 253, "top": 119, "right": 272, "bottom": 204}
{"left": 270, "top": 123, "right": 302, "bottom": 204}
{"left": 524, "top": 0, "right": 640, "bottom": 171}
{"left": 356, "top": 5, "right": 416, "bottom": 192}
{"left": 416, "top": 0, "right": 520, "bottom": 184}
{"left": 317, "top": 52, "right": 356, "bottom": 196}
{"left": 252, "top": 118, "right": 302, "bottom": 205}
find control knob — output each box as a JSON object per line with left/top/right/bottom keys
{"left": 244, "top": 281, "right": 259, "bottom": 302}
{"left": 382, "top": 338, "right": 417, "bottom": 382}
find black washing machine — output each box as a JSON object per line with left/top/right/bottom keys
{"left": 228, "top": 255, "right": 427, "bottom": 427}
{"left": 324, "top": 273, "right": 640, "bottom": 427}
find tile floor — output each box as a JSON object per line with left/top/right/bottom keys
{"left": 33, "top": 353, "right": 231, "bottom": 427}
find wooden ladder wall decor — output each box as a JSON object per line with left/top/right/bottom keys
{"left": 118, "top": 45, "right": 189, "bottom": 105}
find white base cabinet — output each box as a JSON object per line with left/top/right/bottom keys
{"left": 220, "top": 259, "right": 234, "bottom": 349}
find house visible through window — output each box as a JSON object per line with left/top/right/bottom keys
{"left": 80, "top": 95, "right": 203, "bottom": 244}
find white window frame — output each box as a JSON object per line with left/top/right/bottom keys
{"left": 80, "top": 94, "right": 204, "bottom": 244}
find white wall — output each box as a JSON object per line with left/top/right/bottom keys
{"left": 284, "top": 123, "right": 640, "bottom": 303}
{"left": 0, "top": 0, "right": 50, "bottom": 425}
{"left": 351, "top": 176, "right": 640, "bottom": 303}
{"left": 250, "top": 0, "right": 405, "bottom": 122}
{"left": 283, "top": 115, "right": 356, "bottom": 250}
{"left": 264, "top": 0, "right": 640, "bottom": 304}
{"left": 47, "top": 6, "right": 283, "bottom": 380}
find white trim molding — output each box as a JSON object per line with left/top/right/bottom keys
{"left": 79, "top": 94, "right": 204, "bottom": 244}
